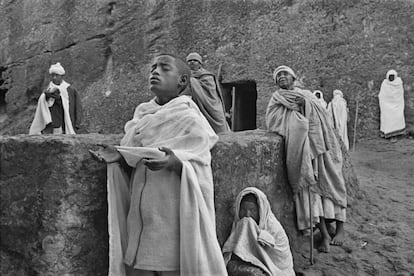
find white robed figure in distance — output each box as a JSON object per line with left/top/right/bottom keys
{"left": 327, "top": 90, "right": 349, "bottom": 150}
{"left": 378, "top": 69, "right": 406, "bottom": 139}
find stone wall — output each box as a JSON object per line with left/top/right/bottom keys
{"left": 1, "top": 0, "right": 413, "bottom": 138}
{"left": 0, "top": 130, "right": 359, "bottom": 275}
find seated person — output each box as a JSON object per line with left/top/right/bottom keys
{"left": 90, "top": 54, "right": 227, "bottom": 276}
{"left": 223, "top": 187, "right": 295, "bottom": 276}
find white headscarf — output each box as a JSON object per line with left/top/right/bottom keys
{"left": 223, "top": 187, "right": 295, "bottom": 276}
{"left": 313, "top": 90, "right": 327, "bottom": 109}
{"left": 49, "top": 62, "right": 65, "bottom": 75}
{"left": 272, "top": 65, "right": 297, "bottom": 83}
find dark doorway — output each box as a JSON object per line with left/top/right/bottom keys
{"left": 220, "top": 80, "right": 257, "bottom": 131}
{"left": 0, "top": 66, "right": 9, "bottom": 123}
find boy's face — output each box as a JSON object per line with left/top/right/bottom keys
{"left": 239, "top": 198, "right": 260, "bottom": 224}
{"left": 149, "top": 55, "right": 181, "bottom": 98}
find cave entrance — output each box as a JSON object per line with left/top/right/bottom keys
{"left": 220, "top": 80, "right": 257, "bottom": 131}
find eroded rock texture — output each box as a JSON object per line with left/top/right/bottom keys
{"left": 0, "top": 0, "right": 413, "bottom": 138}
{"left": 0, "top": 130, "right": 359, "bottom": 275}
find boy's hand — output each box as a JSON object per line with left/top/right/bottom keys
{"left": 144, "top": 147, "right": 182, "bottom": 175}
{"left": 89, "top": 144, "right": 122, "bottom": 164}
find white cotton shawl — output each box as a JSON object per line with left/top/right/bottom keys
{"left": 107, "top": 95, "right": 227, "bottom": 276}
{"left": 29, "top": 80, "right": 75, "bottom": 134}
{"left": 223, "top": 187, "right": 295, "bottom": 276}
{"left": 327, "top": 90, "right": 349, "bottom": 150}
{"left": 378, "top": 70, "right": 405, "bottom": 135}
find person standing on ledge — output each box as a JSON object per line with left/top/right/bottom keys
{"left": 266, "top": 65, "right": 347, "bottom": 253}
{"left": 183, "top": 52, "right": 230, "bottom": 134}
{"left": 29, "top": 62, "right": 82, "bottom": 134}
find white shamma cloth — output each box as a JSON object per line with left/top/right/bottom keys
{"left": 106, "top": 95, "right": 227, "bottom": 276}
{"left": 223, "top": 187, "right": 295, "bottom": 276}
{"left": 378, "top": 69, "right": 406, "bottom": 138}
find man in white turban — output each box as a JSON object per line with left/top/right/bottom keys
{"left": 313, "top": 90, "right": 328, "bottom": 109}
{"left": 378, "top": 69, "right": 406, "bottom": 139}
{"left": 29, "top": 62, "right": 82, "bottom": 134}
{"left": 266, "top": 65, "right": 347, "bottom": 253}
{"left": 327, "top": 90, "right": 349, "bottom": 150}
{"left": 183, "top": 52, "right": 230, "bottom": 133}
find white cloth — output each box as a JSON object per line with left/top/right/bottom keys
{"left": 378, "top": 70, "right": 405, "bottom": 135}
{"left": 272, "top": 65, "right": 297, "bottom": 82}
{"left": 29, "top": 80, "right": 76, "bottom": 134}
{"left": 313, "top": 90, "right": 327, "bottom": 109}
{"left": 223, "top": 187, "right": 295, "bottom": 276}
{"left": 327, "top": 90, "right": 349, "bottom": 150}
{"left": 107, "top": 95, "right": 227, "bottom": 276}
{"left": 49, "top": 62, "right": 65, "bottom": 75}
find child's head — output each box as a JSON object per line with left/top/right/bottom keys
{"left": 149, "top": 54, "right": 190, "bottom": 103}
{"left": 239, "top": 193, "right": 260, "bottom": 224}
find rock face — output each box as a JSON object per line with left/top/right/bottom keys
{"left": 0, "top": 0, "right": 413, "bottom": 139}
{"left": 0, "top": 130, "right": 359, "bottom": 275}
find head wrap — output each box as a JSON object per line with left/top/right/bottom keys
{"left": 386, "top": 69, "right": 398, "bottom": 80}
{"left": 49, "top": 62, "right": 65, "bottom": 75}
{"left": 186, "top": 52, "right": 202, "bottom": 64}
{"left": 272, "top": 65, "right": 297, "bottom": 83}
{"left": 313, "top": 90, "right": 323, "bottom": 98}
{"left": 333, "top": 89, "right": 343, "bottom": 98}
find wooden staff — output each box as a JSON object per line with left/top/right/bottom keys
{"left": 308, "top": 185, "right": 314, "bottom": 265}
{"left": 352, "top": 96, "right": 360, "bottom": 152}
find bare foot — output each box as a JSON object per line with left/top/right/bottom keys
{"left": 318, "top": 237, "right": 331, "bottom": 253}
{"left": 330, "top": 221, "right": 345, "bottom": 246}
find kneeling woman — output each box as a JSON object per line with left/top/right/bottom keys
{"left": 223, "top": 187, "right": 295, "bottom": 276}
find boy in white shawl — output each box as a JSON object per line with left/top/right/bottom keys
{"left": 90, "top": 54, "right": 227, "bottom": 276}
{"left": 378, "top": 69, "right": 406, "bottom": 139}
{"left": 223, "top": 187, "right": 295, "bottom": 276}
{"left": 266, "top": 66, "right": 347, "bottom": 253}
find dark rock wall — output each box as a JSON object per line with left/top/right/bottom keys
{"left": 1, "top": 0, "right": 413, "bottom": 138}
{"left": 0, "top": 130, "right": 359, "bottom": 275}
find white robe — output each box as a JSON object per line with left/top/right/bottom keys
{"left": 327, "top": 90, "right": 349, "bottom": 150}
{"left": 29, "top": 80, "right": 76, "bottom": 134}
{"left": 378, "top": 71, "right": 405, "bottom": 136}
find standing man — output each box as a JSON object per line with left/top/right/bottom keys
{"left": 378, "top": 69, "right": 406, "bottom": 139}
{"left": 185, "top": 52, "right": 230, "bottom": 133}
{"left": 266, "top": 66, "right": 347, "bottom": 253}
{"left": 29, "top": 62, "right": 82, "bottom": 134}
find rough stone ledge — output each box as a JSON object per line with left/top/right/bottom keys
{"left": 0, "top": 130, "right": 358, "bottom": 275}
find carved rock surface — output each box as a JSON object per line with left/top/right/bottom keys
{"left": 0, "top": 130, "right": 359, "bottom": 275}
